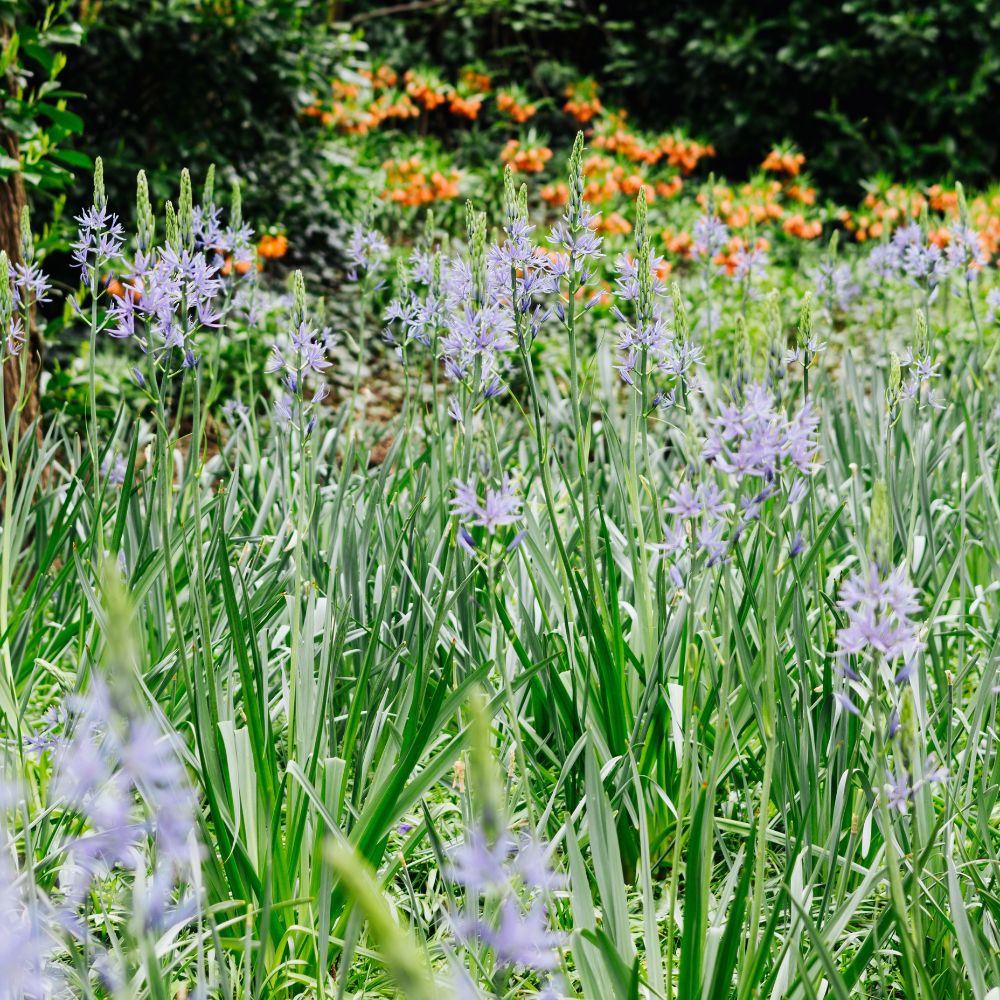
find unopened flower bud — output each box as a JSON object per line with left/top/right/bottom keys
{"left": 797, "top": 292, "right": 813, "bottom": 351}
{"left": 136, "top": 170, "right": 155, "bottom": 252}
{"left": 202, "top": 163, "right": 215, "bottom": 208}
{"left": 670, "top": 281, "right": 689, "bottom": 341}
{"left": 164, "top": 200, "right": 178, "bottom": 249}
{"left": 19, "top": 205, "right": 33, "bottom": 263}
{"left": 870, "top": 478, "right": 890, "bottom": 568}
{"left": 230, "top": 180, "right": 243, "bottom": 232}
{"left": 93, "top": 156, "right": 106, "bottom": 210}
{"left": 178, "top": 168, "right": 194, "bottom": 250}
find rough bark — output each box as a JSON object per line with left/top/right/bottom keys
{"left": 1, "top": 140, "right": 42, "bottom": 438}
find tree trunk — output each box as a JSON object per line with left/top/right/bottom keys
{"left": 1, "top": 67, "right": 42, "bottom": 432}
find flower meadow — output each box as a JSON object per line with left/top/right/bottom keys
{"left": 2, "top": 121, "right": 1000, "bottom": 1000}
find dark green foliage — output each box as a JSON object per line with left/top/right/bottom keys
{"left": 59, "top": 0, "right": 367, "bottom": 281}
{"left": 356, "top": 0, "right": 1000, "bottom": 198}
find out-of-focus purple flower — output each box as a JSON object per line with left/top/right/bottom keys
{"left": 448, "top": 828, "right": 514, "bottom": 893}
{"left": 665, "top": 482, "right": 700, "bottom": 519}
{"left": 346, "top": 223, "right": 389, "bottom": 282}
{"left": 986, "top": 287, "right": 1000, "bottom": 324}
{"left": 696, "top": 518, "right": 727, "bottom": 565}
{"left": 0, "top": 848, "right": 58, "bottom": 1000}
{"left": 51, "top": 677, "right": 200, "bottom": 925}
{"left": 481, "top": 897, "right": 562, "bottom": 971}
{"left": 731, "top": 246, "right": 768, "bottom": 295}
{"left": 888, "top": 226, "right": 953, "bottom": 291}
{"left": 868, "top": 243, "right": 900, "bottom": 282}
{"left": 692, "top": 214, "right": 729, "bottom": 258}
{"left": 451, "top": 475, "right": 522, "bottom": 536}
{"left": 945, "top": 225, "right": 987, "bottom": 278}
{"left": 222, "top": 399, "right": 249, "bottom": 423}
{"left": 448, "top": 817, "right": 565, "bottom": 982}
{"left": 789, "top": 531, "right": 805, "bottom": 558}
{"left": 100, "top": 452, "right": 127, "bottom": 488}
{"left": 811, "top": 260, "right": 860, "bottom": 313}
{"left": 22, "top": 706, "right": 66, "bottom": 761}
{"left": 836, "top": 563, "right": 922, "bottom": 672}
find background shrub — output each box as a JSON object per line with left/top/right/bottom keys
{"left": 354, "top": 0, "right": 1000, "bottom": 198}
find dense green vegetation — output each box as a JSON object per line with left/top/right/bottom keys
{"left": 1, "top": 3, "right": 999, "bottom": 998}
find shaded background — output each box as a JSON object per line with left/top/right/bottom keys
{"left": 8, "top": 0, "right": 1000, "bottom": 289}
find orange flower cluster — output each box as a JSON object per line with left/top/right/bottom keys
{"left": 105, "top": 275, "right": 141, "bottom": 300}
{"left": 598, "top": 211, "right": 632, "bottom": 235}
{"left": 969, "top": 192, "right": 1000, "bottom": 259}
{"left": 846, "top": 184, "right": 1000, "bottom": 258}
{"left": 500, "top": 139, "right": 552, "bottom": 173}
{"left": 691, "top": 179, "right": 824, "bottom": 240}
{"left": 786, "top": 184, "right": 816, "bottom": 205}
{"left": 657, "top": 133, "right": 716, "bottom": 175}
{"left": 762, "top": 148, "right": 806, "bottom": 176}
{"left": 257, "top": 234, "right": 288, "bottom": 259}
{"left": 840, "top": 184, "right": 926, "bottom": 240}
{"left": 927, "top": 184, "right": 958, "bottom": 213}
{"left": 590, "top": 115, "right": 713, "bottom": 177}
{"left": 304, "top": 87, "right": 420, "bottom": 134}
{"left": 839, "top": 184, "right": 1000, "bottom": 255}
{"left": 655, "top": 176, "right": 684, "bottom": 199}
{"left": 572, "top": 154, "right": 658, "bottom": 207}
{"left": 449, "top": 93, "right": 484, "bottom": 120}
{"left": 449, "top": 66, "right": 491, "bottom": 118}
{"left": 220, "top": 256, "right": 260, "bottom": 278}
{"left": 593, "top": 127, "right": 657, "bottom": 164}
{"left": 360, "top": 64, "right": 399, "bottom": 88}
{"left": 661, "top": 229, "right": 693, "bottom": 257}
{"left": 302, "top": 65, "right": 420, "bottom": 133}
{"left": 497, "top": 88, "right": 537, "bottom": 123}
{"left": 715, "top": 235, "right": 771, "bottom": 275}
{"left": 380, "top": 156, "right": 461, "bottom": 206}
{"left": 460, "top": 66, "right": 492, "bottom": 93}
{"left": 563, "top": 79, "right": 603, "bottom": 123}
{"left": 541, "top": 182, "right": 569, "bottom": 207}
{"left": 404, "top": 69, "right": 450, "bottom": 110}
{"left": 783, "top": 214, "right": 823, "bottom": 239}
{"left": 697, "top": 182, "right": 779, "bottom": 227}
